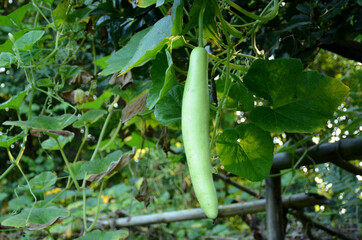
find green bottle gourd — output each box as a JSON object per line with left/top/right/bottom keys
{"left": 182, "top": 47, "right": 218, "bottom": 219}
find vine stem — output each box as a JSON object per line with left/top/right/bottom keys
{"left": 225, "top": 0, "right": 279, "bottom": 22}
{"left": 56, "top": 138, "right": 81, "bottom": 191}
{"left": 90, "top": 95, "right": 120, "bottom": 161}
{"left": 210, "top": 47, "right": 233, "bottom": 149}
{"left": 84, "top": 180, "right": 105, "bottom": 233}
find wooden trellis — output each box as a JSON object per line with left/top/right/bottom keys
{"left": 91, "top": 138, "right": 362, "bottom": 239}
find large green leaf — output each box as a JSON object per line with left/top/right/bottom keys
{"left": 216, "top": 123, "right": 274, "bottom": 181}
{"left": 0, "top": 88, "right": 28, "bottom": 110}
{"left": 0, "top": 52, "right": 16, "bottom": 68}
{"left": 3, "top": 114, "right": 77, "bottom": 131}
{"left": 243, "top": 59, "right": 350, "bottom": 133}
{"left": 8, "top": 3, "right": 32, "bottom": 27}
{"left": 100, "top": 16, "right": 172, "bottom": 76}
{"left": 29, "top": 171, "right": 57, "bottom": 189}
{"left": 14, "top": 30, "right": 45, "bottom": 51}
{"left": 147, "top": 49, "right": 177, "bottom": 110}
{"left": 1, "top": 206, "right": 69, "bottom": 228}
{"left": 75, "top": 230, "right": 129, "bottom": 240}
{"left": 154, "top": 85, "right": 183, "bottom": 125}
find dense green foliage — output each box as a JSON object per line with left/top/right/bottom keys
{"left": 0, "top": 0, "right": 361, "bottom": 239}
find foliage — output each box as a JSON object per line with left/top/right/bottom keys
{"left": 0, "top": 0, "right": 360, "bottom": 239}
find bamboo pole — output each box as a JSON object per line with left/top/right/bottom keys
{"left": 272, "top": 138, "right": 362, "bottom": 171}
{"left": 92, "top": 193, "right": 328, "bottom": 227}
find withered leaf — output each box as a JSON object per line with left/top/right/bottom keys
{"left": 28, "top": 216, "right": 66, "bottom": 230}
{"left": 70, "top": 71, "right": 93, "bottom": 85}
{"left": 121, "top": 93, "right": 148, "bottom": 123}
{"left": 109, "top": 71, "right": 133, "bottom": 88}
{"left": 87, "top": 147, "right": 136, "bottom": 182}
{"left": 30, "top": 129, "right": 73, "bottom": 138}
{"left": 61, "top": 89, "right": 88, "bottom": 105}
{"left": 135, "top": 177, "right": 150, "bottom": 208}
{"left": 156, "top": 126, "right": 170, "bottom": 156}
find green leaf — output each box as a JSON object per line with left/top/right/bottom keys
{"left": 41, "top": 134, "right": 74, "bottom": 150}
{"left": 100, "top": 16, "right": 173, "bottom": 76}
{"left": 243, "top": 59, "right": 350, "bottom": 133}
{"left": 0, "top": 52, "right": 16, "bottom": 68}
{"left": 0, "top": 16, "right": 16, "bottom": 27}
{"left": 0, "top": 88, "right": 28, "bottom": 110}
{"left": 0, "top": 132, "right": 27, "bottom": 149}
{"left": 37, "top": 78, "right": 55, "bottom": 87}
{"left": 74, "top": 230, "right": 129, "bottom": 240}
{"left": 1, "top": 206, "right": 69, "bottom": 228}
{"left": 216, "top": 123, "right": 274, "bottom": 181}
{"left": 14, "top": 30, "right": 45, "bottom": 51}
{"left": 73, "top": 109, "right": 107, "bottom": 128}
{"left": 3, "top": 114, "right": 77, "bottom": 131}
{"left": 147, "top": 49, "right": 177, "bottom": 109}
{"left": 29, "top": 171, "right": 57, "bottom": 189}
{"left": 8, "top": 196, "right": 33, "bottom": 211}
{"left": 74, "top": 149, "right": 136, "bottom": 182}
{"left": 154, "top": 85, "right": 183, "bottom": 125}
{"left": 53, "top": 0, "right": 69, "bottom": 24}
{"left": 170, "top": 0, "right": 183, "bottom": 36}
{"left": 112, "top": 80, "right": 151, "bottom": 103}
{"left": 8, "top": 3, "right": 31, "bottom": 27}
{"left": 136, "top": 0, "right": 157, "bottom": 8}
{"left": 0, "top": 30, "right": 28, "bottom": 53}
{"left": 79, "top": 90, "right": 113, "bottom": 109}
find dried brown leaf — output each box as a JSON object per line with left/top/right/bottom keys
{"left": 109, "top": 71, "right": 133, "bottom": 88}
{"left": 30, "top": 129, "right": 73, "bottom": 137}
{"left": 121, "top": 93, "right": 148, "bottom": 123}
{"left": 156, "top": 127, "right": 170, "bottom": 157}
{"left": 87, "top": 147, "right": 136, "bottom": 182}
{"left": 70, "top": 71, "right": 93, "bottom": 85}
{"left": 135, "top": 177, "right": 150, "bottom": 208}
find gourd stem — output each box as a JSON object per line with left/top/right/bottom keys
{"left": 198, "top": 1, "right": 207, "bottom": 47}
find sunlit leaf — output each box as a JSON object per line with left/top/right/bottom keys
{"left": 244, "top": 59, "right": 350, "bottom": 133}
{"left": 100, "top": 16, "right": 172, "bottom": 76}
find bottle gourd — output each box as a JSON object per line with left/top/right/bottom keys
{"left": 182, "top": 47, "right": 218, "bottom": 219}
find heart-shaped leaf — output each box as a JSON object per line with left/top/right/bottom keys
{"left": 216, "top": 123, "right": 274, "bottom": 181}
{"left": 0, "top": 88, "right": 28, "bottom": 110}
{"left": 29, "top": 171, "right": 57, "bottom": 189}
{"left": 1, "top": 206, "right": 69, "bottom": 228}
{"left": 243, "top": 59, "right": 350, "bottom": 133}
